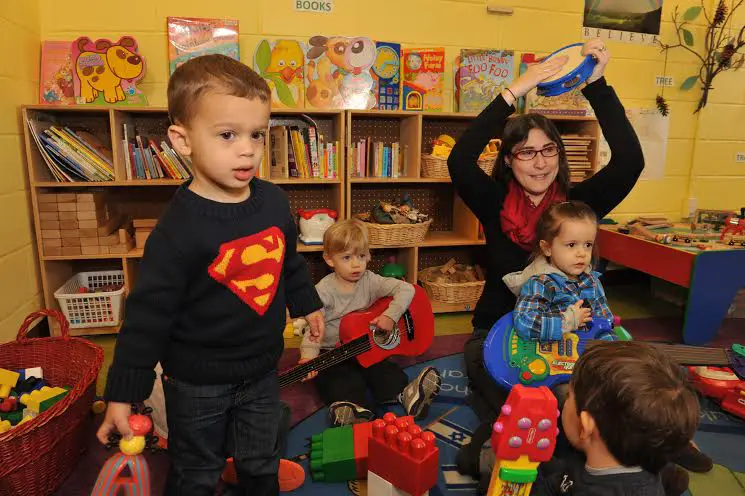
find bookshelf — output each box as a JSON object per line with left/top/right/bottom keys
{"left": 21, "top": 104, "right": 601, "bottom": 334}
{"left": 22, "top": 105, "right": 344, "bottom": 336}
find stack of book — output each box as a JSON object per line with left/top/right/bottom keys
{"left": 122, "top": 124, "right": 192, "bottom": 180}
{"left": 38, "top": 192, "right": 132, "bottom": 256}
{"left": 268, "top": 125, "right": 339, "bottom": 179}
{"left": 562, "top": 135, "right": 593, "bottom": 182}
{"left": 349, "top": 139, "right": 407, "bottom": 178}
{"left": 27, "top": 119, "right": 115, "bottom": 182}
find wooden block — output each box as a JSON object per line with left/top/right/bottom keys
{"left": 41, "top": 229, "right": 61, "bottom": 239}
{"left": 78, "top": 220, "right": 98, "bottom": 229}
{"left": 58, "top": 202, "right": 77, "bottom": 212}
{"left": 42, "top": 238, "right": 62, "bottom": 248}
{"left": 81, "top": 245, "right": 101, "bottom": 255}
{"left": 40, "top": 220, "right": 60, "bottom": 230}
{"left": 98, "top": 245, "right": 110, "bottom": 254}
{"left": 80, "top": 237, "right": 99, "bottom": 247}
{"left": 99, "top": 233, "right": 118, "bottom": 246}
{"left": 77, "top": 209, "right": 105, "bottom": 221}
{"left": 39, "top": 212, "right": 59, "bottom": 221}
{"left": 38, "top": 193, "right": 57, "bottom": 203}
{"left": 133, "top": 218, "right": 158, "bottom": 229}
{"left": 56, "top": 194, "right": 77, "bottom": 203}
{"left": 76, "top": 192, "right": 106, "bottom": 203}
{"left": 76, "top": 201, "right": 99, "bottom": 212}
{"left": 97, "top": 215, "right": 122, "bottom": 236}
{"left": 62, "top": 237, "right": 81, "bottom": 247}
{"left": 135, "top": 230, "right": 151, "bottom": 249}
{"left": 60, "top": 229, "right": 78, "bottom": 238}
{"left": 108, "top": 244, "right": 129, "bottom": 255}
{"left": 62, "top": 246, "right": 82, "bottom": 256}
{"left": 44, "top": 247, "right": 63, "bottom": 256}
{"left": 60, "top": 220, "right": 79, "bottom": 230}
{"left": 59, "top": 211, "right": 77, "bottom": 221}
{"left": 79, "top": 228, "right": 98, "bottom": 238}
{"left": 38, "top": 203, "right": 58, "bottom": 212}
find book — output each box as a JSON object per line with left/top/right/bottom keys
{"left": 254, "top": 39, "right": 306, "bottom": 109}
{"left": 455, "top": 49, "right": 514, "bottom": 113}
{"left": 521, "top": 53, "right": 593, "bottom": 117}
{"left": 39, "top": 41, "right": 76, "bottom": 105}
{"left": 401, "top": 48, "right": 445, "bottom": 111}
{"left": 372, "top": 41, "right": 402, "bottom": 111}
{"left": 167, "top": 17, "right": 240, "bottom": 75}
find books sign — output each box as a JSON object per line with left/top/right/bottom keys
{"left": 295, "top": 0, "right": 333, "bottom": 13}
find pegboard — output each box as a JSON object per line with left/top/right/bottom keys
{"left": 28, "top": 109, "right": 112, "bottom": 144}
{"left": 127, "top": 113, "right": 171, "bottom": 143}
{"left": 300, "top": 252, "right": 332, "bottom": 284}
{"left": 350, "top": 117, "right": 404, "bottom": 144}
{"left": 367, "top": 248, "right": 403, "bottom": 274}
{"left": 418, "top": 246, "right": 482, "bottom": 272}
{"left": 109, "top": 188, "right": 176, "bottom": 220}
{"left": 350, "top": 184, "right": 454, "bottom": 231}
{"left": 309, "top": 116, "right": 338, "bottom": 143}
{"left": 421, "top": 119, "right": 471, "bottom": 154}
{"left": 286, "top": 185, "right": 341, "bottom": 216}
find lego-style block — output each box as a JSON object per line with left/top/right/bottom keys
{"left": 0, "top": 368, "right": 20, "bottom": 399}
{"left": 309, "top": 424, "right": 357, "bottom": 482}
{"left": 486, "top": 384, "right": 559, "bottom": 495}
{"left": 0, "top": 420, "right": 11, "bottom": 433}
{"left": 19, "top": 367, "right": 43, "bottom": 380}
{"left": 367, "top": 470, "right": 429, "bottom": 496}
{"left": 367, "top": 413, "right": 438, "bottom": 496}
{"left": 0, "top": 397, "right": 18, "bottom": 413}
{"left": 19, "top": 386, "right": 67, "bottom": 413}
{"left": 0, "top": 409, "right": 23, "bottom": 425}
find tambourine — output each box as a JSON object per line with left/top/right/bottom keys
{"left": 536, "top": 43, "right": 597, "bottom": 97}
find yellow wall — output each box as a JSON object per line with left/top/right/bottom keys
{"left": 0, "top": 3, "right": 43, "bottom": 341}
{"left": 0, "top": 0, "right": 732, "bottom": 336}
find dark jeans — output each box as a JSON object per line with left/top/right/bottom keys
{"left": 163, "top": 370, "right": 280, "bottom": 496}
{"left": 315, "top": 356, "right": 408, "bottom": 412}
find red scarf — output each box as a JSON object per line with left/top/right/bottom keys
{"left": 500, "top": 180, "right": 566, "bottom": 251}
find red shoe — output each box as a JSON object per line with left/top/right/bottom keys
{"left": 221, "top": 458, "right": 306, "bottom": 492}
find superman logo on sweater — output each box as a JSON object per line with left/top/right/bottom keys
{"left": 208, "top": 226, "right": 286, "bottom": 316}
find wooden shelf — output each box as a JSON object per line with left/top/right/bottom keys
{"left": 271, "top": 178, "right": 341, "bottom": 185}
{"left": 350, "top": 177, "right": 450, "bottom": 183}
{"left": 431, "top": 300, "right": 480, "bottom": 314}
{"left": 44, "top": 242, "right": 322, "bottom": 260}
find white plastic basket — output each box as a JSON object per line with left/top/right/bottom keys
{"left": 53, "top": 271, "right": 125, "bottom": 329}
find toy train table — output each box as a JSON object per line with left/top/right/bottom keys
{"left": 598, "top": 215, "right": 745, "bottom": 345}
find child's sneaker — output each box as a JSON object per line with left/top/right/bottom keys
{"left": 399, "top": 366, "right": 442, "bottom": 420}
{"left": 328, "top": 401, "right": 374, "bottom": 426}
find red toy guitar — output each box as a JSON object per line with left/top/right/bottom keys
{"left": 279, "top": 285, "right": 434, "bottom": 389}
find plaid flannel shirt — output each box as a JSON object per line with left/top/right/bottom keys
{"left": 513, "top": 271, "right": 614, "bottom": 342}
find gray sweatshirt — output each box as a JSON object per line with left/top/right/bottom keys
{"left": 299, "top": 271, "right": 415, "bottom": 359}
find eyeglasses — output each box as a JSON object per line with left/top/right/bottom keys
{"left": 512, "top": 144, "right": 560, "bottom": 161}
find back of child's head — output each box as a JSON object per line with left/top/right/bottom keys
{"left": 533, "top": 200, "right": 597, "bottom": 258}
{"left": 167, "top": 54, "right": 270, "bottom": 126}
{"left": 323, "top": 219, "right": 369, "bottom": 256}
{"left": 571, "top": 341, "right": 699, "bottom": 472}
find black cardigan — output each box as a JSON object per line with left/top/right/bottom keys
{"left": 448, "top": 77, "right": 644, "bottom": 330}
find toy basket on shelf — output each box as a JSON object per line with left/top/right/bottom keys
{"left": 418, "top": 264, "right": 485, "bottom": 304}
{"left": 420, "top": 154, "right": 449, "bottom": 178}
{"left": 53, "top": 270, "right": 125, "bottom": 329}
{"left": 0, "top": 309, "right": 104, "bottom": 496}
{"left": 363, "top": 219, "right": 432, "bottom": 246}
{"left": 477, "top": 156, "right": 497, "bottom": 176}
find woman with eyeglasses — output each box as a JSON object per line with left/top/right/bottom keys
{"left": 448, "top": 39, "right": 712, "bottom": 488}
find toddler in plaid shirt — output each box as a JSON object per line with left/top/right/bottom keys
{"left": 503, "top": 201, "right": 614, "bottom": 342}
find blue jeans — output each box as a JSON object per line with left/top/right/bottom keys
{"left": 163, "top": 370, "right": 280, "bottom": 496}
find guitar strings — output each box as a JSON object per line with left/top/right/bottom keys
{"left": 278, "top": 338, "right": 373, "bottom": 388}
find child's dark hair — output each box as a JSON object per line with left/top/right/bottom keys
{"left": 571, "top": 341, "right": 700, "bottom": 473}
{"left": 492, "top": 114, "right": 570, "bottom": 195}
{"left": 533, "top": 201, "right": 598, "bottom": 259}
{"left": 167, "top": 54, "right": 270, "bottom": 126}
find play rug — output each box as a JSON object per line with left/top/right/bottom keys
{"left": 284, "top": 355, "right": 745, "bottom": 496}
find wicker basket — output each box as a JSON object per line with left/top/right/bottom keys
{"left": 478, "top": 156, "right": 497, "bottom": 176}
{"left": 418, "top": 266, "right": 485, "bottom": 304}
{"left": 0, "top": 310, "right": 104, "bottom": 496}
{"left": 365, "top": 219, "right": 432, "bottom": 246}
{"left": 420, "top": 154, "right": 449, "bottom": 178}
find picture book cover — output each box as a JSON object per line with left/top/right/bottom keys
{"left": 254, "top": 39, "right": 305, "bottom": 109}
{"left": 305, "top": 35, "right": 377, "bottom": 110}
{"left": 40, "top": 41, "right": 75, "bottom": 105}
{"left": 167, "top": 17, "right": 240, "bottom": 75}
{"left": 521, "top": 52, "right": 593, "bottom": 116}
{"left": 372, "top": 41, "right": 401, "bottom": 111}
{"left": 401, "top": 47, "right": 445, "bottom": 111}
{"left": 71, "top": 36, "right": 147, "bottom": 105}
{"left": 455, "top": 49, "right": 514, "bottom": 113}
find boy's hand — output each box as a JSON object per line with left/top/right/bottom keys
{"left": 370, "top": 314, "right": 396, "bottom": 332}
{"left": 298, "top": 357, "right": 318, "bottom": 381}
{"left": 571, "top": 300, "right": 593, "bottom": 327}
{"left": 96, "top": 401, "right": 133, "bottom": 445}
{"left": 304, "top": 310, "right": 325, "bottom": 343}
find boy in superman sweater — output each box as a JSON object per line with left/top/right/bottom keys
{"left": 96, "top": 54, "right": 324, "bottom": 496}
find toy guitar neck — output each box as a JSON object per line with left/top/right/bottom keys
{"left": 278, "top": 285, "right": 434, "bottom": 389}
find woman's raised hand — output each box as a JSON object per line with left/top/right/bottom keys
{"left": 582, "top": 38, "right": 610, "bottom": 84}
{"left": 505, "top": 54, "right": 569, "bottom": 101}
